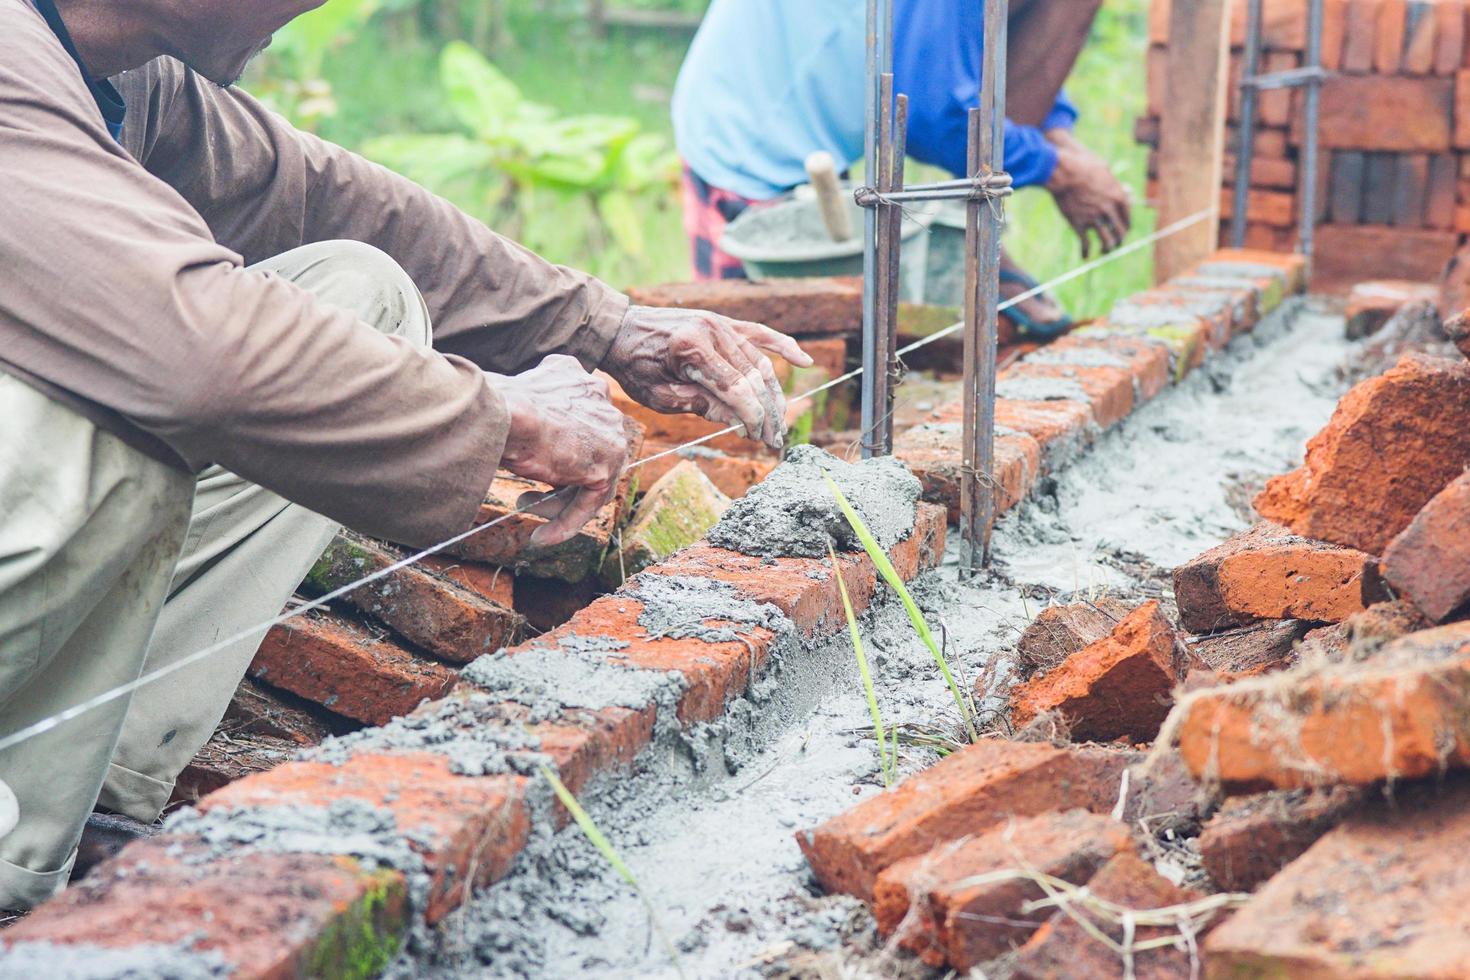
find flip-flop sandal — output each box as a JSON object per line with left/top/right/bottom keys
{"left": 1000, "top": 267, "right": 1073, "bottom": 340}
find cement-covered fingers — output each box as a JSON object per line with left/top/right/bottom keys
{"left": 604, "top": 305, "right": 813, "bottom": 451}
{"left": 491, "top": 355, "right": 628, "bottom": 547}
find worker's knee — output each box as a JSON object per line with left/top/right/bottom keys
{"left": 253, "top": 240, "right": 432, "bottom": 348}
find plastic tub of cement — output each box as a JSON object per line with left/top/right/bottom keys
{"left": 923, "top": 201, "right": 969, "bottom": 308}
{"left": 719, "top": 195, "right": 935, "bottom": 301}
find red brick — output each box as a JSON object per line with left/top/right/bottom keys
{"left": 1304, "top": 74, "right": 1453, "bottom": 151}
{"left": 1222, "top": 152, "right": 1297, "bottom": 190}
{"left": 895, "top": 423, "right": 1040, "bottom": 525}
{"left": 1259, "top": 52, "right": 1299, "bottom": 125}
{"left": 1009, "top": 851, "right": 1208, "bottom": 980}
{"left": 1227, "top": 0, "right": 1311, "bottom": 48}
{"left": 1009, "top": 600, "right": 1183, "bottom": 742}
{"left": 1311, "top": 225, "right": 1460, "bottom": 293}
{"left": 1254, "top": 353, "right": 1470, "bottom": 554}
{"left": 1383, "top": 471, "right": 1470, "bottom": 620}
{"left": 1403, "top": 0, "right": 1439, "bottom": 73}
{"left": 625, "top": 277, "right": 863, "bottom": 337}
{"left": 1342, "top": 0, "right": 1382, "bottom": 71}
{"left": 999, "top": 360, "right": 1136, "bottom": 429}
{"left": 0, "top": 839, "right": 408, "bottom": 978}
{"left": 1173, "top": 522, "right": 1389, "bottom": 633}
{"left": 993, "top": 397, "right": 1096, "bottom": 461}
{"left": 634, "top": 441, "right": 777, "bottom": 501}
{"left": 1447, "top": 305, "right": 1470, "bottom": 357}
{"left": 222, "top": 677, "right": 335, "bottom": 745}
{"left": 304, "top": 533, "right": 525, "bottom": 664}
{"left": 1165, "top": 278, "right": 1261, "bottom": 337}
{"left": 1176, "top": 621, "right": 1470, "bottom": 789}
{"left": 1146, "top": 44, "right": 1167, "bottom": 119}
{"left": 1014, "top": 596, "right": 1131, "bottom": 677}
{"left": 172, "top": 729, "right": 300, "bottom": 806}
{"left": 1205, "top": 778, "right": 1470, "bottom": 976}
{"left": 251, "top": 612, "right": 457, "bottom": 726}
{"left": 1042, "top": 334, "right": 1174, "bottom": 401}
{"left": 419, "top": 555, "right": 515, "bottom": 608}
{"left": 872, "top": 810, "right": 1134, "bottom": 969}
{"left": 796, "top": 740, "right": 1135, "bottom": 902}
{"left": 1110, "top": 286, "right": 1233, "bottom": 347}
{"left": 203, "top": 751, "right": 529, "bottom": 924}
{"left": 1186, "top": 618, "right": 1307, "bottom": 679}
{"left": 1377, "top": 0, "right": 1409, "bottom": 71}
{"left": 1436, "top": 0, "right": 1466, "bottom": 74}
{"left": 1316, "top": 0, "right": 1348, "bottom": 68}
{"left": 1344, "top": 279, "right": 1441, "bottom": 339}
{"left": 1200, "top": 785, "right": 1368, "bottom": 891}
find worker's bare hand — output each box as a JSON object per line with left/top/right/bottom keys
{"left": 1046, "top": 130, "right": 1132, "bottom": 259}
{"left": 491, "top": 354, "right": 629, "bottom": 548}
{"left": 603, "top": 305, "right": 814, "bottom": 451}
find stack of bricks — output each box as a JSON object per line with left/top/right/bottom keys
{"left": 1140, "top": 0, "right": 1470, "bottom": 290}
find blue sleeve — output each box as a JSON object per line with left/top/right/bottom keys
{"left": 1041, "top": 89, "right": 1078, "bottom": 132}
{"left": 892, "top": 0, "right": 1059, "bottom": 188}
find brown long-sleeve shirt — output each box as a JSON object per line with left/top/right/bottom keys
{"left": 0, "top": 0, "right": 629, "bottom": 546}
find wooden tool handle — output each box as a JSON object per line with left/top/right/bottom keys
{"left": 805, "top": 151, "right": 854, "bottom": 242}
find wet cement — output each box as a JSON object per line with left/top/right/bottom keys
{"left": 0, "top": 942, "right": 230, "bottom": 980}
{"left": 399, "top": 299, "right": 1352, "bottom": 978}
{"left": 707, "top": 445, "right": 921, "bottom": 558}
{"left": 631, "top": 574, "right": 792, "bottom": 644}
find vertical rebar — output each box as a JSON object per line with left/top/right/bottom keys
{"left": 860, "top": 0, "right": 893, "bottom": 458}
{"left": 1231, "top": 0, "right": 1264, "bottom": 248}
{"left": 882, "top": 93, "right": 908, "bottom": 449}
{"left": 960, "top": 0, "right": 1007, "bottom": 574}
{"left": 1299, "top": 0, "right": 1323, "bottom": 274}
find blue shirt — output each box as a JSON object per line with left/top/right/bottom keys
{"left": 672, "top": 0, "right": 1076, "bottom": 201}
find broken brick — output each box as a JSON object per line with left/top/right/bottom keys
{"left": 251, "top": 611, "right": 457, "bottom": 726}
{"left": 172, "top": 729, "right": 300, "bottom": 806}
{"left": 1343, "top": 279, "right": 1441, "bottom": 339}
{"left": 203, "top": 751, "right": 530, "bottom": 925}
{"left": 1311, "top": 225, "right": 1459, "bottom": 294}
{"left": 303, "top": 532, "right": 526, "bottom": 663}
{"left": 1446, "top": 306, "right": 1470, "bottom": 359}
{"left": 1383, "top": 471, "right": 1470, "bottom": 621}
{"left": 0, "top": 839, "right": 408, "bottom": 978}
{"left": 1008, "top": 851, "right": 1208, "bottom": 980}
{"left": 1205, "top": 778, "right": 1470, "bottom": 976}
{"left": 1295, "top": 599, "right": 1432, "bottom": 666}
{"left": 221, "top": 677, "right": 336, "bottom": 745}
{"left": 1015, "top": 597, "right": 1130, "bottom": 677}
{"left": 1009, "top": 600, "right": 1183, "bottom": 743}
{"left": 418, "top": 555, "right": 516, "bottom": 609}
{"left": 1175, "top": 621, "right": 1470, "bottom": 790}
{"left": 796, "top": 740, "right": 1134, "bottom": 902}
{"left": 634, "top": 441, "right": 777, "bottom": 501}
{"left": 625, "top": 277, "right": 863, "bottom": 337}
{"left": 872, "top": 810, "right": 1134, "bottom": 970}
{"left": 512, "top": 573, "right": 604, "bottom": 634}
{"left": 1199, "top": 785, "right": 1368, "bottom": 892}
{"left": 1254, "top": 352, "right": 1470, "bottom": 554}
{"left": 1186, "top": 619, "right": 1307, "bottom": 679}
{"left": 601, "top": 460, "right": 731, "bottom": 587}
{"left": 1173, "top": 521, "right": 1390, "bottom": 633}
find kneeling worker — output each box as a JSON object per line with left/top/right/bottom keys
{"left": 0, "top": 0, "right": 810, "bottom": 910}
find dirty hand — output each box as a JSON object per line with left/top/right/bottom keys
{"left": 602, "top": 305, "right": 814, "bottom": 451}
{"left": 1045, "top": 129, "right": 1132, "bottom": 259}
{"left": 491, "top": 354, "right": 629, "bottom": 547}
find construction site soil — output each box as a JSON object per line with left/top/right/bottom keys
{"left": 392, "top": 298, "right": 1351, "bottom": 977}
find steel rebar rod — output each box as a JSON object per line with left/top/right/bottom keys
{"left": 881, "top": 92, "right": 909, "bottom": 448}
{"left": 1299, "top": 0, "right": 1323, "bottom": 273}
{"left": 960, "top": 0, "right": 1008, "bottom": 574}
{"left": 859, "top": 0, "right": 893, "bottom": 458}
{"left": 1231, "top": 0, "right": 1264, "bottom": 248}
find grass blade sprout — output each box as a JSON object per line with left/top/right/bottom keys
{"left": 539, "top": 766, "right": 685, "bottom": 978}
{"left": 829, "top": 543, "right": 895, "bottom": 787}
{"left": 825, "top": 475, "right": 979, "bottom": 742}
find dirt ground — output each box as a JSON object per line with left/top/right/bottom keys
{"left": 398, "top": 298, "right": 1351, "bottom": 978}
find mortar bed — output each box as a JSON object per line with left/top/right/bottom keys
{"left": 390, "top": 300, "right": 1352, "bottom": 977}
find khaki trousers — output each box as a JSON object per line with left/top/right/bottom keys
{"left": 0, "top": 241, "right": 432, "bottom": 910}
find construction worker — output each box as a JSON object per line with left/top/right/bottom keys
{"left": 0, "top": 0, "right": 811, "bottom": 911}
{"left": 672, "top": 0, "right": 1133, "bottom": 337}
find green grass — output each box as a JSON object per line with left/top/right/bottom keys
{"left": 829, "top": 543, "right": 899, "bottom": 788}
{"left": 245, "top": 1, "right": 1150, "bottom": 304}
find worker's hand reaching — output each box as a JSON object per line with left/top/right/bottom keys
{"left": 603, "top": 305, "right": 814, "bottom": 452}
{"left": 1045, "top": 129, "right": 1132, "bottom": 259}
{"left": 492, "top": 355, "right": 629, "bottom": 548}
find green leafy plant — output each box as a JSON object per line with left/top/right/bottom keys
{"left": 825, "top": 476, "right": 979, "bottom": 743}
{"left": 250, "top": 0, "right": 383, "bottom": 129}
{"left": 363, "top": 41, "right": 680, "bottom": 278}
{"left": 539, "top": 766, "right": 685, "bottom": 978}
{"left": 829, "top": 544, "right": 899, "bottom": 788}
